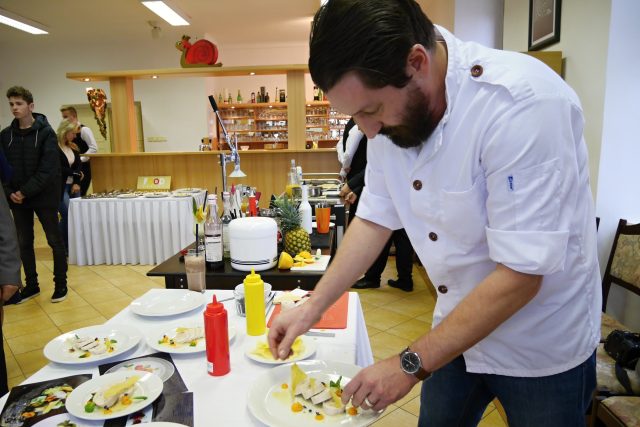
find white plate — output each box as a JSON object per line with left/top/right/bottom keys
{"left": 143, "top": 423, "right": 190, "bottom": 427}
{"left": 247, "top": 360, "right": 382, "bottom": 427}
{"left": 43, "top": 325, "right": 141, "bottom": 365}
{"left": 245, "top": 334, "right": 316, "bottom": 365}
{"left": 312, "top": 221, "right": 335, "bottom": 228}
{"left": 116, "top": 193, "right": 138, "bottom": 199}
{"left": 66, "top": 371, "right": 163, "bottom": 421}
{"left": 146, "top": 322, "right": 236, "bottom": 354}
{"left": 105, "top": 356, "right": 176, "bottom": 382}
{"left": 172, "top": 192, "right": 191, "bottom": 198}
{"left": 130, "top": 290, "right": 205, "bottom": 317}
{"left": 31, "top": 413, "right": 102, "bottom": 426}
{"left": 174, "top": 188, "right": 202, "bottom": 194}
{"left": 144, "top": 192, "right": 170, "bottom": 198}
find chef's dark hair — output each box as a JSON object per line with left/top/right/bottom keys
{"left": 309, "top": 0, "right": 436, "bottom": 92}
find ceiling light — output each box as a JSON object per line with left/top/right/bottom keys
{"left": 83, "top": 78, "right": 91, "bottom": 82}
{"left": 152, "top": 75, "right": 158, "bottom": 79}
{"left": 0, "top": 7, "right": 48, "bottom": 34}
{"left": 141, "top": 1, "right": 189, "bottom": 26}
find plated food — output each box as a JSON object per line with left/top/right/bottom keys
{"left": 245, "top": 335, "right": 316, "bottom": 365}
{"left": 65, "top": 371, "right": 163, "bottom": 421}
{"left": 247, "top": 360, "right": 383, "bottom": 427}
{"left": 105, "top": 357, "right": 176, "bottom": 382}
{"left": 43, "top": 325, "right": 141, "bottom": 364}
{"left": 143, "top": 192, "right": 170, "bottom": 198}
{"left": 146, "top": 323, "right": 236, "bottom": 354}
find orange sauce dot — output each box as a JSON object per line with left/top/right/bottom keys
{"left": 291, "top": 402, "right": 304, "bottom": 412}
{"left": 315, "top": 413, "right": 324, "bottom": 421}
{"left": 347, "top": 406, "right": 358, "bottom": 416}
{"left": 281, "top": 383, "right": 289, "bottom": 389}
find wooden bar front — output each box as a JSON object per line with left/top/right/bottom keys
{"left": 88, "top": 149, "right": 341, "bottom": 206}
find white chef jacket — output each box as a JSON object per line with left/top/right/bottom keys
{"left": 356, "top": 27, "right": 601, "bottom": 377}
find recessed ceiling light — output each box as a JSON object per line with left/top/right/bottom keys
{"left": 152, "top": 75, "right": 158, "bottom": 79}
{"left": 83, "top": 78, "right": 91, "bottom": 82}
{"left": 141, "top": 1, "right": 189, "bottom": 26}
{"left": 249, "top": 72, "right": 256, "bottom": 76}
{"left": 0, "top": 7, "right": 48, "bottom": 34}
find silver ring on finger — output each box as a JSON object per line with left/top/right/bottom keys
{"left": 364, "top": 397, "right": 375, "bottom": 407}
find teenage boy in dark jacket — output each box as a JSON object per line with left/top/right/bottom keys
{"left": 1, "top": 86, "right": 68, "bottom": 303}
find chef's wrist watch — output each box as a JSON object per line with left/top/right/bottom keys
{"left": 400, "top": 347, "right": 431, "bottom": 381}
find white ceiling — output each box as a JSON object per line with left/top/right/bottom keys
{"left": 0, "top": 0, "right": 320, "bottom": 46}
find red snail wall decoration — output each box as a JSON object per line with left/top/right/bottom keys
{"left": 175, "top": 35, "right": 222, "bottom": 67}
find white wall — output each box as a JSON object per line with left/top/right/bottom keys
{"left": 454, "top": 0, "right": 504, "bottom": 48}
{"left": 595, "top": 0, "right": 640, "bottom": 329}
{"left": 503, "top": 0, "right": 610, "bottom": 199}
{"left": 0, "top": 34, "right": 309, "bottom": 153}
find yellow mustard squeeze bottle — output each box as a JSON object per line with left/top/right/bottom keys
{"left": 244, "top": 268, "right": 266, "bottom": 336}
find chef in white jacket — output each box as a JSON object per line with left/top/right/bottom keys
{"left": 269, "top": 0, "right": 600, "bottom": 425}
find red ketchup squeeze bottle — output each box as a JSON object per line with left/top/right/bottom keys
{"left": 204, "top": 295, "right": 230, "bottom": 376}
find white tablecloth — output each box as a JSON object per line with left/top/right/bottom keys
{"left": 68, "top": 192, "right": 206, "bottom": 265}
{"left": 0, "top": 289, "right": 373, "bottom": 426}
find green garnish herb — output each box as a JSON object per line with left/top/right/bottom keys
{"left": 84, "top": 401, "right": 96, "bottom": 413}
{"left": 190, "top": 341, "right": 197, "bottom": 347}
{"left": 330, "top": 376, "right": 342, "bottom": 388}
{"left": 78, "top": 353, "right": 90, "bottom": 359}
{"left": 133, "top": 396, "right": 148, "bottom": 400}
{"left": 110, "top": 339, "right": 118, "bottom": 344}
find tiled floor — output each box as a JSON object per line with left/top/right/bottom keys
{"left": 2, "top": 223, "right": 508, "bottom": 426}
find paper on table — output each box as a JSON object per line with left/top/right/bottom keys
{"left": 267, "top": 292, "right": 348, "bottom": 329}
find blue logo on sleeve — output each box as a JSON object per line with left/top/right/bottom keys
{"left": 507, "top": 176, "right": 514, "bottom": 191}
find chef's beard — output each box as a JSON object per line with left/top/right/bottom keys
{"left": 379, "top": 84, "right": 439, "bottom": 149}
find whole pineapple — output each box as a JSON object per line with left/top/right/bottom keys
{"left": 275, "top": 196, "right": 312, "bottom": 255}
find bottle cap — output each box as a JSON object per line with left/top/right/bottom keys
{"left": 243, "top": 268, "right": 262, "bottom": 285}
{"left": 206, "top": 294, "right": 224, "bottom": 314}
{"left": 207, "top": 194, "right": 217, "bottom": 201}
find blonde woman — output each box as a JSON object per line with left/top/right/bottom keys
{"left": 56, "top": 119, "right": 82, "bottom": 255}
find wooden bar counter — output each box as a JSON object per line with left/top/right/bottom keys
{"left": 88, "top": 149, "right": 341, "bottom": 205}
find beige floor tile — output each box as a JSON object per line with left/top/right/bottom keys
{"left": 414, "top": 312, "right": 434, "bottom": 324}
{"left": 371, "top": 408, "right": 417, "bottom": 427}
{"left": 107, "top": 275, "right": 150, "bottom": 288}
{"left": 366, "top": 325, "right": 383, "bottom": 338}
{"left": 71, "top": 279, "right": 118, "bottom": 295}
{"left": 76, "top": 285, "right": 129, "bottom": 301}
{"left": 3, "top": 300, "right": 47, "bottom": 324}
{"left": 7, "top": 328, "right": 61, "bottom": 355}
{"left": 401, "top": 395, "right": 421, "bottom": 416}
{"left": 5, "top": 350, "right": 21, "bottom": 379}
{"left": 369, "top": 332, "right": 412, "bottom": 352}
{"left": 364, "top": 308, "right": 411, "bottom": 331}
{"left": 58, "top": 316, "right": 109, "bottom": 333}
{"left": 92, "top": 296, "right": 134, "bottom": 318}
{"left": 386, "top": 319, "right": 431, "bottom": 341}
{"left": 38, "top": 290, "right": 90, "bottom": 314}
{"left": 48, "top": 305, "right": 103, "bottom": 327}
{"left": 360, "top": 301, "right": 377, "bottom": 313}
{"left": 358, "top": 289, "right": 406, "bottom": 308}
{"left": 119, "top": 282, "right": 163, "bottom": 298}
{"left": 478, "top": 407, "right": 508, "bottom": 427}
{"left": 371, "top": 343, "right": 404, "bottom": 360}
{"left": 15, "top": 348, "right": 49, "bottom": 376}
{"left": 8, "top": 374, "right": 25, "bottom": 390}
{"left": 3, "top": 312, "right": 56, "bottom": 339}
{"left": 383, "top": 298, "right": 433, "bottom": 318}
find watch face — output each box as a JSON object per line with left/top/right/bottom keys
{"left": 401, "top": 351, "right": 421, "bottom": 374}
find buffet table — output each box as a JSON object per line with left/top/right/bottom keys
{"left": 0, "top": 289, "right": 373, "bottom": 426}
{"left": 68, "top": 191, "right": 206, "bottom": 266}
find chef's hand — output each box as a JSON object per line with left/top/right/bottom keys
{"left": 344, "top": 192, "right": 357, "bottom": 204}
{"left": 268, "top": 300, "right": 322, "bottom": 360}
{"left": 342, "top": 356, "right": 418, "bottom": 412}
{"left": 71, "top": 184, "right": 81, "bottom": 194}
{"left": 10, "top": 191, "right": 24, "bottom": 204}
{"left": 339, "top": 183, "right": 352, "bottom": 199}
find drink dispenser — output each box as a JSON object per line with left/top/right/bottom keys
{"left": 229, "top": 217, "right": 278, "bottom": 271}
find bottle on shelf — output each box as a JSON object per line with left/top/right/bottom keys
{"left": 227, "top": 93, "right": 233, "bottom": 104}
{"left": 243, "top": 269, "right": 266, "bottom": 336}
{"left": 313, "top": 85, "right": 320, "bottom": 101}
{"left": 204, "top": 194, "right": 224, "bottom": 270}
{"left": 299, "top": 184, "right": 313, "bottom": 234}
{"left": 218, "top": 92, "right": 223, "bottom": 105}
{"left": 251, "top": 92, "right": 256, "bottom": 103}
{"left": 237, "top": 89, "right": 243, "bottom": 103}
{"left": 221, "top": 191, "right": 232, "bottom": 260}
{"left": 204, "top": 295, "right": 230, "bottom": 376}
{"left": 265, "top": 92, "right": 270, "bottom": 103}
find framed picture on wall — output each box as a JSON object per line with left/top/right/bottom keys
{"left": 528, "top": 0, "right": 562, "bottom": 51}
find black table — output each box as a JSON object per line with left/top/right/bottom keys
{"left": 147, "top": 228, "right": 334, "bottom": 291}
